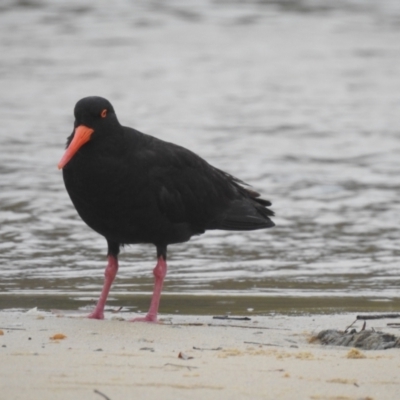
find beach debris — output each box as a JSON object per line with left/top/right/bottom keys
{"left": 327, "top": 378, "right": 358, "bottom": 385}
{"left": 215, "top": 324, "right": 278, "bottom": 330}
{"left": 49, "top": 333, "right": 67, "bottom": 340}
{"left": 244, "top": 341, "right": 282, "bottom": 347}
{"left": 356, "top": 313, "right": 400, "bottom": 320}
{"left": 344, "top": 318, "right": 364, "bottom": 333}
{"left": 139, "top": 347, "right": 154, "bottom": 352}
{"left": 138, "top": 338, "right": 154, "bottom": 343}
{"left": 346, "top": 348, "right": 366, "bottom": 359}
{"left": 0, "top": 330, "right": 4, "bottom": 336}
{"left": 275, "top": 351, "right": 314, "bottom": 360}
{"left": 193, "top": 346, "right": 222, "bottom": 351}
{"left": 172, "top": 322, "right": 285, "bottom": 330}
{"left": 213, "top": 316, "right": 251, "bottom": 321}
{"left": 26, "top": 307, "right": 38, "bottom": 314}
{"left": 0, "top": 327, "right": 25, "bottom": 331}
{"left": 94, "top": 389, "right": 111, "bottom": 400}
{"left": 313, "top": 329, "right": 400, "bottom": 350}
{"left": 164, "top": 363, "right": 198, "bottom": 371}
{"left": 178, "top": 351, "right": 193, "bottom": 360}
{"left": 110, "top": 316, "right": 125, "bottom": 321}
{"left": 111, "top": 306, "right": 123, "bottom": 313}
{"left": 218, "top": 348, "right": 243, "bottom": 358}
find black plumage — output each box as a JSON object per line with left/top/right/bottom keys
{"left": 59, "top": 96, "right": 274, "bottom": 321}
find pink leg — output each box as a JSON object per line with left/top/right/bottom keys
{"left": 88, "top": 255, "right": 118, "bottom": 320}
{"left": 131, "top": 256, "right": 167, "bottom": 323}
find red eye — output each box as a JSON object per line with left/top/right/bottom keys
{"left": 101, "top": 109, "right": 107, "bottom": 118}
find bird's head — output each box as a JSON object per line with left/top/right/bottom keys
{"left": 58, "top": 96, "right": 118, "bottom": 169}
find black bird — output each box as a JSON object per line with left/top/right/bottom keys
{"left": 58, "top": 96, "right": 274, "bottom": 322}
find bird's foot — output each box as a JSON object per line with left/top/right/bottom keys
{"left": 88, "top": 311, "right": 104, "bottom": 320}
{"left": 130, "top": 314, "right": 158, "bottom": 323}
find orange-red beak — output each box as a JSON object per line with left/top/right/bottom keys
{"left": 58, "top": 125, "right": 94, "bottom": 169}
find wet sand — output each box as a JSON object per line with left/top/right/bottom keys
{"left": 1, "top": 310, "right": 399, "bottom": 400}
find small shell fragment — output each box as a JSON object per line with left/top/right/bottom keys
{"left": 50, "top": 333, "right": 67, "bottom": 340}
{"left": 178, "top": 352, "right": 193, "bottom": 360}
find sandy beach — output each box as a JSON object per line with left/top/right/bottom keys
{"left": 0, "top": 310, "right": 399, "bottom": 400}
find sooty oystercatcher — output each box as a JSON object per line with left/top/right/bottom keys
{"left": 58, "top": 96, "right": 274, "bottom": 322}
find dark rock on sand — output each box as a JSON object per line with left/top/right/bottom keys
{"left": 314, "top": 329, "right": 400, "bottom": 350}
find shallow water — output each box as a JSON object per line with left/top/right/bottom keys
{"left": 0, "top": 0, "right": 399, "bottom": 315}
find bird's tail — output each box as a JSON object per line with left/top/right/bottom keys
{"left": 215, "top": 198, "right": 274, "bottom": 231}
{"left": 209, "top": 168, "right": 275, "bottom": 231}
